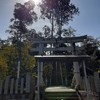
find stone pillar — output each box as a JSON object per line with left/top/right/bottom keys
{"left": 39, "top": 43, "right": 44, "bottom": 87}
{"left": 40, "top": 62, "right": 44, "bottom": 86}
{"left": 80, "top": 77, "right": 85, "bottom": 90}
{"left": 37, "top": 60, "right": 40, "bottom": 100}
{"left": 73, "top": 62, "right": 81, "bottom": 87}
{"left": 10, "top": 78, "right": 14, "bottom": 94}
{"left": 4, "top": 76, "right": 10, "bottom": 94}
{"left": 72, "top": 42, "right": 81, "bottom": 88}
{"left": 20, "top": 78, "right": 24, "bottom": 94}
{"left": 0, "top": 80, "right": 3, "bottom": 94}
{"left": 15, "top": 79, "right": 18, "bottom": 94}
{"left": 94, "top": 72, "right": 100, "bottom": 93}
{"left": 17, "top": 61, "right": 20, "bottom": 79}
{"left": 26, "top": 72, "right": 30, "bottom": 93}
{"left": 83, "top": 60, "right": 91, "bottom": 100}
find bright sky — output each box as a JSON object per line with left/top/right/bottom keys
{"left": 0, "top": 0, "right": 100, "bottom": 39}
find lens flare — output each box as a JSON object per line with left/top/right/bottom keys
{"left": 32, "top": 0, "right": 40, "bottom": 4}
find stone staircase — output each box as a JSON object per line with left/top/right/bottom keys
{"left": 44, "top": 86, "right": 79, "bottom": 100}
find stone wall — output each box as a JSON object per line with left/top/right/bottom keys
{"left": 0, "top": 73, "right": 35, "bottom": 100}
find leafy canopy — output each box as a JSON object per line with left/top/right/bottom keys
{"left": 0, "top": 42, "right": 36, "bottom": 77}
{"left": 39, "top": 0, "right": 79, "bottom": 25}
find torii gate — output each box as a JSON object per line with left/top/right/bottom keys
{"left": 29, "top": 35, "right": 87, "bottom": 85}
{"left": 28, "top": 35, "right": 91, "bottom": 100}
{"left": 35, "top": 55, "right": 90, "bottom": 100}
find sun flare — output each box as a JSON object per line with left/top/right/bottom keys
{"left": 32, "top": 0, "right": 40, "bottom": 4}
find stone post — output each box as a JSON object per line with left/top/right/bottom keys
{"left": 0, "top": 80, "right": 3, "bottom": 94}
{"left": 10, "top": 78, "right": 14, "bottom": 94}
{"left": 94, "top": 72, "right": 100, "bottom": 93}
{"left": 15, "top": 79, "right": 19, "bottom": 94}
{"left": 4, "top": 76, "right": 10, "bottom": 94}
{"left": 72, "top": 42, "right": 81, "bottom": 87}
{"left": 73, "top": 62, "right": 81, "bottom": 87}
{"left": 26, "top": 72, "right": 30, "bottom": 93}
{"left": 20, "top": 78, "right": 24, "bottom": 94}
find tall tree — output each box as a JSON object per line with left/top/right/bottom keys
{"left": 0, "top": 52, "right": 8, "bottom": 80}
{"left": 6, "top": 0, "right": 38, "bottom": 41}
{"left": 78, "top": 36, "right": 100, "bottom": 72}
{"left": 5, "top": 0, "right": 38, "bottom": 77}
{"left": 39, "top": 0, "right": 79, "bottom": 37}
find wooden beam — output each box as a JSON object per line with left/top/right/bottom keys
{"left": 30, "top": 46, "right": 84, "bottom": 52}
{"left": 34, "top": 55, "right": 90, "bottom": 62}
{"left": 28, "top": 35, "right": 87, "bottom": 43}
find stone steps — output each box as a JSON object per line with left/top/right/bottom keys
{"left": 45, "top": 96, "right": 79, "bottom": 100}
{"left": 44, "top": 87, "right": 79, "bottom": 100}
{"left": 44, "top": 92, "right": 79, "bottom": 100}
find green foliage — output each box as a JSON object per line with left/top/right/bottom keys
{"left": 3, "top": 0, "right": 39, "bottom": 78}
{"left": 0, "top": 54, "right": 8, "bottom": 80}
{"left": 6, "top": 0, "right": 38, "bottom": 42}
{"left": 43, "top": 63, "right": 53, "bottom": 78}
{"left": 38, "top": 0, "right": 79, "bottom": 37}
{"left": 39, "top": 0, "right": 79, "bottom": 25}
{"left": 14, "top": 0, "right": 37, "bottom": 25}
{"left": 79, "top": 36, "right": 100, "bottom": 71}
{"left": 62, "top": 26, "right": 76, "bottom": 37}
{"left": 0, "top": 42, "right": 36, "bottom": 77}
{"left": 20, "top": 42, "right": 36, "bottom": 76}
